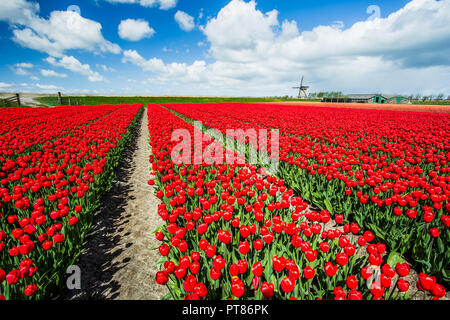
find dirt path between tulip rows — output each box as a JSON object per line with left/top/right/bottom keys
{"left": 65, "top": 107, "right": 168, "bottom": 300}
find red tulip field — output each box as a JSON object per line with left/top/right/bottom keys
{"left": 150, "top": 103, "right": 449, "bottom": 300}
{"left": 0, "top": 104, "right": 143, "bottom": 300}
{"left": 0, "top": 102, "right": 448, "bottom": 300}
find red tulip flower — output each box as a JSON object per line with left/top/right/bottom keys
{"left": 324, "top": 262, "right": 338, "bottom": 277}
{"left": 280, "top": 277, "right": 295, "bottom": 293}
{"left": 397, "top": 279, "right": 409, "bottom": 292}
{"left": 231, "top": 278, "right": 245, "bottom": 298}
{"left": 261, "top": 282, "right": 274, "bottom": 298}
{"left": 303, "top": 266, "right": 315, "bottom": 279}
{"left": 251, "top": 262, "right": 263, "bottom": 277}
{"left": 346, "top": 275, "right": 358, "bottom": 289}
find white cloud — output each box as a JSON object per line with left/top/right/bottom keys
{"left": 0, "top": 0, "right": 120, "bottom": 57}
{"left": 118, "top": 19, "right": 155, "bottom": 41}
{"left": 10, "top": 62, "right": 35, "bottom": 76}
{"left": 12, "top": 68, "right": 30, "bottom": 76}
{"left": 0, "top": 82, "right": 13, "bottom": 88}
{"left": 104, "top": 0, "right": 177, "bottom": 10}
{"left": 202, "top": 0, "right": 278, "bottom": 57}
{"left": 35, "top": 83, "right": 63, "bottom": 90}
{"left": 30, "top": 76, "right": 40, "bottom": 81}
{"left": 66, "top": 88, "right": 99, "bottom": 95}
{"left": 96, "top": 64, "right": 117, "bottom": 72}
{"left": 175, "top": 11, "right": 195, "bottom": 31}
{"left": 14, "top": 62, "right": 34, "bottom": 68}
{"left": 122, "top": 0, "right": 450, "bottom": 96}
{"left": 40, "top": 69, "right": 68, "bottom": 78}
{"left": 0, "top": 81, "right": 67, "bottom": 94}
{"left": 46, "top": 56, "right": 105, "bottom": 82}
{"left": 122, "top": 49, "right": 167, "bottom": 73}
{"left": 122, "top": 49, "right": 207, "bottom": 81}
{"left": 0, "top": 0, "right": 39, "bottom": 25}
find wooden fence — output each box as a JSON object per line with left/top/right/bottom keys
{"left": 1, "top": 94, "right": 21, "bottom": 107}
{"left": 1, "top": 92, "right": 81, "bottom": 108}
{"left": 57, "top": 92, "right": 80, "bottom": 106}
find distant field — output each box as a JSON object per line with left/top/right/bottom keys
{"left": 413, "top": 100, "right": 450, "bottom": 105}
{"left": 275, "top": 101, "right": 450, "bottom": 113}
{"left": 34, "top": 95, "right": 450, "bottom": 107}
{"left": 35, "top": 96, "right": 318, "bottom": 106}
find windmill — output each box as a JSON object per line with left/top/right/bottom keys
{"left": 293, "top": 76, "right": 309, "bottom": 99}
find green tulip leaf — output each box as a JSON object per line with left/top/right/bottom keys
{"left": 386, "top": 251, "right": 406, "bottom": 268}
{"left": 156, "top": 256, "right": 166, "bottom": 267}
{"left": 162, "top": 292, "right": 172, "bottom": 300}
{"left": 436, "top": 237, "right": 444, "bottom": 254}
{"left": 367, "top": 223, "right": 386, "bottom": 241}
{"left": 153, "top": 225, "right": 165, "bottom": 234}
{"left": 324, "top": 199, "right": 333, "bottom": 215}
{"left": 416, "top": 259, "right": 432, "bottom": 270}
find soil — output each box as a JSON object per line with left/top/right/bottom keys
{"left": 65, "top": 107, "right": 168, "bottom": 300}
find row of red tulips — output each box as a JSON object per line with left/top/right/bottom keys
{"left": 148, "top": 104, "right": 446, "bottom": 300}
{"left": 0, "top": 104, "right": 143, "bottom": 300}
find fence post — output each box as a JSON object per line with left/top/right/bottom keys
{"left": 58, "top": 92, "right": 62, "bottom": 105}
{"left": 16, "top": 94, "right": 21, "bottom": 107}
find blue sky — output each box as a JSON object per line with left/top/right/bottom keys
{"left": 0, "top": 0, "right": 449, "bottom": 96}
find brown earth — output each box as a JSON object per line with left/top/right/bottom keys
{"left": 64, "top": 107, "right": 168, "bottom": 300}
{"left": 267, "top": 101, "right": 450, "bottom": 113}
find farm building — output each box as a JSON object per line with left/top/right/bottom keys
{"left": 322, "top": 94, "right": 410, "bottom": 104}
{"left": 385, "top": 95, "right": 410, "bottom": 104}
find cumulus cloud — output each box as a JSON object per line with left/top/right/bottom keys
{"left": 40, "top": 69, "right": 68, "bottom": 78}
{"left": 123, "top": 49, "right": 207, "bottom": 80}
{"left": 46, "top": 56, "right": 105, "bottom": 82}
{"left": 0, "top": 0, "right": 39, "bottom": 25}
{"left": 104, "top": 0, "right": 177, "bottom": 10}
{"left": 122, "top": 0, "right": 450, "bottom": 96}
{"left": 14, "top": 62, "right": 34, "bottom": 69}
{"left": 11, "top": 68, "right": 30, "bottom": 76}
{"left": 34, "top": 83, "right": 63, "bottom": 90}
{"left": 0, "top": 82, "right": 13, "bottom": 88}
{"left": 96, "top": 64, "right": 117, "bottom": 72}
{"left": 118, "top": 19, "right": 155, "bottom": 41}
{"left": 10, "top": 62, "right": 34, "bottom": 76}
{"left": 203, "top": 0, "right": 278, "bottom": 56}
{"left": 0, "top": 0, "right": 121, "bottom": 57}
{"left": 175, "top": 11, "right": 195, "bottom": 31}
{"left": 0, "top": 81, "right": 65, "bottom": 93}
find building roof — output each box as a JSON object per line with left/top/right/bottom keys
{"left": 346, "top": 94, "right": 382, "bottom": 99}
{"left": 345, "top": 94, "right": 409, "bottom": 100}
{"left": 384, "top": 94, "right": 409, "bottom": 99}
